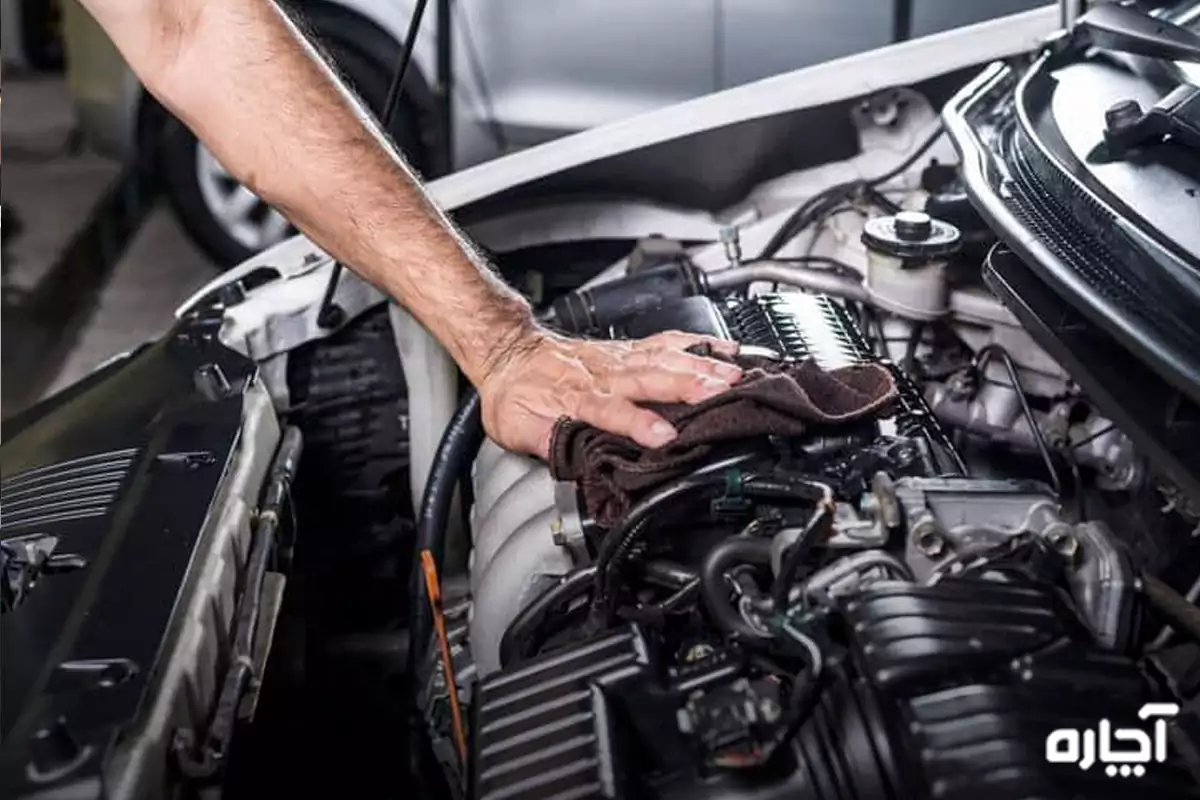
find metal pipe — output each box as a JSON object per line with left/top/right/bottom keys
{"left": 705, "top": 261, "right": 869, "bottom": 302}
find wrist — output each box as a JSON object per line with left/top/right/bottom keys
{"left": 465, "top": 306, "right": 544, "bottom": 389}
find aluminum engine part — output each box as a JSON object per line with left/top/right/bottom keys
{"left": 468, "top": 441, "right": 575, "bottom": 678}
{"left": 926, "top": 382, "right": 1143, "bottom": 491}
{"left": 894, "top": 476, "right": 1134, "bottom": 648}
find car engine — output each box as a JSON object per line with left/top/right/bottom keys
{"left": 417, "top": 281, "right": 1196, "bottom": 800}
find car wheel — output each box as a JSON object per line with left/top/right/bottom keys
{"left": 19, "top": 0, "right": 65, "bottom": 72}
{"left": 159, "top": 40, "right": 428, "bottom": 269}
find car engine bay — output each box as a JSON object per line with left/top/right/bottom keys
{"left": 4, "top": 4, "right": 1200, "bottom": 799}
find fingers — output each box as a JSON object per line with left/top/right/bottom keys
{"left": 654, "top": 348, "right": 743, "bottom": 385}
{"left": 628, "top": 331, "right": 742, "bottom": 383}
{"left": 575, "top": 394, "right": 679, "bottom": 449}
{"left": 605, "top": 365, "right": 731, "bottom": 404}
{"left": 638, "top": 330, "right": 740, "bottom": 358}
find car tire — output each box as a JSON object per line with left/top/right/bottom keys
{"left": 159, "top": 38, "right": 428, "bottom": 269}
{"left": 19, "top": 0, "right": 65, "bottom": 72}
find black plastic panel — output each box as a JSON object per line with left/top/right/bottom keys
{"left": 828, "top": 579, "right": 1200, "bottom": 799}
{"left": 471, "top": 626, "right": 648, "bottom": 800}
{"left": 0, "top": 309, "right": 255, "bottom": 798}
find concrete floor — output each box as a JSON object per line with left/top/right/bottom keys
{"left": 2, "top": 72, "right": 218, "bottom": 417}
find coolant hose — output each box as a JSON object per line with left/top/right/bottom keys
{"left": 700, "top": 536, "right": 775, "bottom": 643}
{"left": 409, "top": 390, "right": 484, "bottom": 677}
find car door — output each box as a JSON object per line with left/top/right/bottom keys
{"left": 452, "top": 0, "right": 717, "bottom": 165}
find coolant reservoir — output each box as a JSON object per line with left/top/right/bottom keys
{"left": 861, "top": 210, "right": 961, "bottom": 320}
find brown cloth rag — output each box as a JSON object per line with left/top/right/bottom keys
{"left": 549, "top": 348, "right": 898, "bottom": 527}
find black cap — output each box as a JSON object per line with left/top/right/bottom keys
{"left": 862, "top": 210, "right": 962, "bottom": 260}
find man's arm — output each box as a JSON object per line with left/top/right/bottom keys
{"left": 79, "top": 0, "right": 740, "bottom": 456}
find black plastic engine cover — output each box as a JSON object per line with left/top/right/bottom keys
{"left": 469, "top": 578, "right": 1199, "bottom": 800}
{"left": 792, "top": 578, "right": 1200, "bottom": 799}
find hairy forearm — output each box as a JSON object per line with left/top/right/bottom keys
{"left": 83, "top": 0, "right": 534, "bottom": 384}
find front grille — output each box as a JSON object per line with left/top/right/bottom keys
{"left": 1, "top": 448, "right": 137, "bottom": 532}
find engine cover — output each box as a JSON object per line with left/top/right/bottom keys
{"left": 468, "top": 577, "right": 1198, "bottom": 800}
{"left": 467, "top": 292, "right": 958, "bottom": 677}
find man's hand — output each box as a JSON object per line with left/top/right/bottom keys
{"left": 478, "top": 330, "right": 742, "bottom": 458}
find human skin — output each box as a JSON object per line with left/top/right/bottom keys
{"left": 78, "top": 0, "right": 742, "bottom": 457}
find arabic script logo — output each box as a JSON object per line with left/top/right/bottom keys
{"left": 1045, "top": 702, "right": 1179, "bottom": 778}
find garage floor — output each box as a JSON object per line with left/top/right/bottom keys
{"left": 2, "top": 72, "right": 218, "bottom": 421}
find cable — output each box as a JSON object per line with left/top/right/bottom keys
{"left": 756, "top": 123, "right": 944, "bottom": 260}
{"left": 593, "top": 471, "right": 732, "bottom": 610}
{"left": 594, "top": 468, "right": 833, "bottom": 620}
{"left": 865, "top": 123, "right": 945, "bottom": 187}
{"left": 1070, "top": 423, "right": 1117, "bottom": 449}
{"left": 408, "top": 390, "right": 484, "bottom": 679}
{"left": 972, "top": 344, "right": 1063, "bottom": 497}
{"left": 316, "top": 0, "right": 432, "bottom": 329}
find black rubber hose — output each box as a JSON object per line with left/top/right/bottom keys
{"left": 757, "top": 123, "right": 944, "bottom": 260}
{"left": 700, "top": 537, "right": 775, "bottom": 643}
{"left": 595, "top": 470, "right": 831, "bottom": 614}
{"left": 593, "top": 469, "right": 739, "bottom": 602}
{"left": 499, "top": 566, "right": 597, "bottom": 668}
{"left": 1142, "top": 573, "right": 1200, "bottom": 647}
{"left": 408, "top": 390, "right": 484, "bottom": 676}
{"left": 771, "top": 504, "right": 836, "bottom": 609}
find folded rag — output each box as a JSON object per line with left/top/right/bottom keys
{"left": 549, "top": 348, "right": 898, "bottom": 527}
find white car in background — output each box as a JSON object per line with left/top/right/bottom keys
{"left": 62, "top": 0, "right": 1046, "bottom": 267}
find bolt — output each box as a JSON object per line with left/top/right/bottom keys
{"left": 719, "top": 226, "right": 743, "bottom": 267}
{"left": 947, "top": 369, "right": 977, "bottom": 401}
{"left": 684, "top": 643, "right": 715, "bottom": 663}
{"left": 1047, "top": 527, "right": 1080, "bottom": 562}
{"left": 759, "top": 697, "right": 782, "bottom": 724}
{"left": 913, "top": 525, "right": 947, "bottom": 558}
